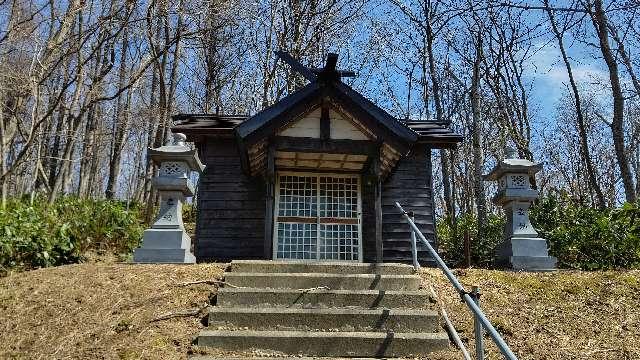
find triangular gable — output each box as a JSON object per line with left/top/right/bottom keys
{"left": 277, "top": 106, "right": 373, "bottom": 141}
{"left": 277, "top": 108, "right": 321, "bottom": 138}
{"left": 329, "top": 108, "right": 371, "bottom": 140}
{"left": 235, "top": 81, "right": 417, "bottom": 153}
{"left": 235, "top": 82, "right": 322, "bottom": 145}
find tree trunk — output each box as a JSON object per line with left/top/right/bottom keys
{"left": 105, "top": 31, "right": 131, "bottom": 199}
{"left": 607, "top": 24, "right": 640, "bottom": 99}
{"left": 545, "top": 1, "right": 607, "bottom": 209}
{"left": 440, "top": 150, "right": 454, "bottom": 218}
{"left": 471, "top": 30, "right": 487, "bottom": 246}
{"left": 590, "top": 0, "right": 636, "bottom": 202}
{"left": 48, "top": 114, "right": 84, "bottom": 204}
{"left": 77, "top": 32, "right": 108, "bottom": 198}
{"left": 449, "top": 148, "right": 458, "bottom": 241}
{"left": 0, "top": 89, "right": 6, "bottom": 209}
{"left": 423, "top": 0, "right": 454, "bottom": 224}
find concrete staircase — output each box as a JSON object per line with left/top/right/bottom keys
{"left": 195, "top": 260, "right": 450, "bottom": 358}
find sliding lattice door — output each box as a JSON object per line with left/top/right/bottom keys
{"left": 274, "top": 173, "right": 361, "bottom": 261}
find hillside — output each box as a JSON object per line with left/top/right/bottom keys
{"left": 0, "top": 262, "right": 225, "bottom": 359}
{"left": 1, "top": 263, "right": 638, "bottom": 359}
{"left": 423, "top": 268, "right": 640, "bottom": 360}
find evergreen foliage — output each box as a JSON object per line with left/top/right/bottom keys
{"left": 437, "top": 197, "right": 640, "bottom": 270}
{"left": 0, "top": 196, "right": 143, "bottom": 272}
{"left": 530, "top": 195, "right": 640, "bottom": 270}
{"left": 437, "top": 213, "right": 505, "bottom": 268}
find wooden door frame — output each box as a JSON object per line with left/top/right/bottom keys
{"left": 272, "top": 171, "right": 363, "bottom": 262}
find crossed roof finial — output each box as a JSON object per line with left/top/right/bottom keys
{"left": 275, "top": 51, "right": 356, "bottom": 83}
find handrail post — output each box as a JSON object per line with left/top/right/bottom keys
{"left": 409, "top": 211, "right": 420, "bottom": 271}
{"left": 472, "top": 285, "right": 484, "bottom": 360}
{"left": 394, "top": 202, "right": 519, "bottom": 360}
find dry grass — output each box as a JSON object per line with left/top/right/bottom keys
{"left": 0, "top": 262, "right": 225, "bottom": 359}
{"left": 422, "top": 268, "right": 640, "bottom": 360}
{"left": 1, "top": 263, "right": 639, "bottom": 359}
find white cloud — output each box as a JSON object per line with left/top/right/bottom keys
{"left": 525, "top": 41, "right": 610, "bottom": 116}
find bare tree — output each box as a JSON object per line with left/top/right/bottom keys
{"left": 587, "top": 0, "right": 636, "bottom": 203}
{"left": 545, "top": 0, "right": 607, "bottom": 209}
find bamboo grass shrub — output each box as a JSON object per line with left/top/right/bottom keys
{"left": 0, "top": 196, "right": 144, "bottom": 273}
{"left": 530, "top": 195, "right": 640, "bottom": 270}
{"left": 436, "top": 213, "right": 505, "bottom": 268}
{"left": 437, "top": 196, "right": 640, "bottom": 270}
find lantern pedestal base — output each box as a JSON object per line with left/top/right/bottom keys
{"left": 133, "top": 229, "right": 196, "bottom": 263}
{"left": 495, "top": 237, "right": 557, "bottom": 271}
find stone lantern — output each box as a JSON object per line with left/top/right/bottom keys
{"left": 483, "top": 147, "right": 556, "bottom": 271}
{"left": 133, "top": 133, "right": 204, "bottom": 263}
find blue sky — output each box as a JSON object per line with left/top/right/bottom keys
{"left": 526, "top": 41, "right": 610, "bottom": 122}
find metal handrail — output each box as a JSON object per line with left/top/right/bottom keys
{"left": 395, "top": 202, "right": 518, "bottom": 360}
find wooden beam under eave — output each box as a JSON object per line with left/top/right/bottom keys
{"left": 274, "top": 136, "right": 377, "bottom": 155}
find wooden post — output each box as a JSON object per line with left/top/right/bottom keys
{"left": 264, "top": 142, "right": 275, "bottom": 259}
{"left": 375, "top": 179, "right": 383, "bottom": 263}
{"left": 464, "top": 229, "right": 471, "bottom": 268}
{"left": 320, "top": 103, "right": 330, "bottom": 141}
{"left": 373, "top": 155, "right": 383, "bottom": 263}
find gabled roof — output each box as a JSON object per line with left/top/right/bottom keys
{"left": 174, "top": 115, "right": 462, "bottom": 148}
{"left": 172, "top": 52, "right": 462, "bottom": 156}
{"left": 403, "top": 121, "right": 463, "bottom": 147}
{"left": 172, "top": 114, "right": 246, "bottom": 137}
{"left": 234, "top": 83, "right": 419, "bottom": 153}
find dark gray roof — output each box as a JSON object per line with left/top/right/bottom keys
{"left": 174, "top": 114, "right": 462, "bottom": 148}
{"left": 172, "top": 114, "right": 247, "bottom": 137}
{"left": 403, "top": 121, "right": 463, "bottom": 147}
{"left": 173, "top": 52, "right": 462, "bottom": 149}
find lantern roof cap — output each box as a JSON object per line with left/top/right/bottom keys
{"left": 483, "top": 147, "right": 542, "bottom": 181}
{"left": 148, "top": 133, "right": 205, "bottom": 173}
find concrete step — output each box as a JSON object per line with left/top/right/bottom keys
{"left": 216, "top": 288, "right": 434, "bottom": 309}
{"left": 207, "top": 307, "right": 440, "bottom": 332}
{"left": 230, "top": 260, "right": 415, "bottom": 275}
{"left": 197, "top": 330, "right": 449, "bottom": 357}
{"left": 223, "top": 272, "right": 421, "bottom": 291}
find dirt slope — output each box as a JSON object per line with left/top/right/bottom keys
{"left": 0, "top": 262, "right": 224, "bottom": 359}
{"left": 1, "top": 264, "right": 639, "bottom": 359}
{"left": 424, "top": 268, "right": 640, "bottom": 360}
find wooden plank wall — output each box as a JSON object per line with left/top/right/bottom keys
{"left": 194, "top": 138, "right": 436, "bottom": 264}
{"left": 195, "top": 138, "right": 266, "bottom": 261}
{"left": 381, "top": 144, "right": 436, "bottom": 264}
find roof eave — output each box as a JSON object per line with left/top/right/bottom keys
{"left": 331, "top": 82, "right": 418, "bottom": 144}
{"left": 235, "top": 82, "right": 322, "bottom": 144}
